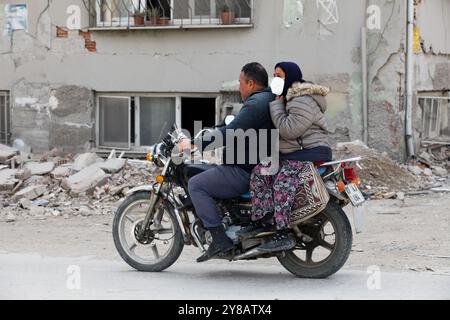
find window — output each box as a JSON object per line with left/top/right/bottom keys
{"left": 96, "top": 94, "right": 219, "bottom": 149}
{"left": 418, "top": 95, "right": 450, "bottom": 140}
{"left": 91, "top": 0, "right": 252, "bottom": 28}
{"left": 98, "top": 96, "right": 131, "bottom": 148}
{"left": 96, "top": 95, "right": 177, "bottom": 149}
{"left": 139, "top": 97, "right": 176, "bottom": 146}
{"left": 0, "top": 91, "right": 10, "bottom": 145}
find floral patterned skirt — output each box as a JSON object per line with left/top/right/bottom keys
{"left": 250, "top": 160, "right": 310, "bottom": 230}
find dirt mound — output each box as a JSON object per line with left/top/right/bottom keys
{"left": 332, "top": 141, "right": 422, "bottom": 194}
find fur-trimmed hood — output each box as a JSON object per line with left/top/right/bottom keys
{"left": 286, "top": 82, "right": 330, "bottom": 113}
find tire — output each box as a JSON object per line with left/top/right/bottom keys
{"left": 278, "top": 202, "right": 353, "bottom": 279}
{"left": 112, "top": 191, "right": 184, "bottom": 272}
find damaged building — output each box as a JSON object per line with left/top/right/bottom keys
{"left": 0, "top": 0, "right": 449, "bottom": 161}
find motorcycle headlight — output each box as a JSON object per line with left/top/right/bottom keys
{"left": 152, "top": 143, "right": 167, "bottom": 167}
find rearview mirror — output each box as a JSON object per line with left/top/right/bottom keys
{"left": 224, "top": 115, "right": 235, "bottom": 126}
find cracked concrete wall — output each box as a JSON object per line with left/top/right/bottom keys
{"left": 366, "top": 0, "right": 407, "bottom": 161}
{"left": 0, "top": 0, "right": 373, "bottom": 153}
{"left": 10, "top": 80, "right": 94, "bottom": 153}
{"left": 413, "top": 1, "right": 450, "bottom": 151}
{"left": 416, "top": 0, "right": 450, "bottom": 55}
{"left": 365, "top": 0, "right": 450, "bottom": 160}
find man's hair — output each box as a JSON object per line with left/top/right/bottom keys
{"left": 241, "top": 62, "right": 269, "bottom": 87}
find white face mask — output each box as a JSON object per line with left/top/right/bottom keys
{"left": 270, "top": 77, "right": 285, "bottom": 96}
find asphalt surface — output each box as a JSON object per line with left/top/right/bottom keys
{"left": 1, "top": 252, "right": 449, "bottom": 300}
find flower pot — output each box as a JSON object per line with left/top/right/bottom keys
{"left": 149, "top": 17, "right": 159, "bottom": 25}
{"left": 220, "top": 11, "right": 235, "bottom": 25}
{"left": 158, "top": 17, "right": 171, "bottom": 25}
{"left": 133, "top": 15, "right": 145, "bottom": 26}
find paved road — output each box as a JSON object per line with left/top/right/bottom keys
{"left": 1, "top": 252, "right": 449, "bottom": 300}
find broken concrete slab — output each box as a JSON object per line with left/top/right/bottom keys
{"left": 72, "top": 153, "right": 103, "bottom": 172}
{"left": 14, "top": 185, "right": 47, "bottom": 200}
{"left": 19, "top": 198, "right": 33, "bottom": 209}
{"left": 15, "top": 168, "right": 32, "bottom": 181}
{"left": 0, "top": 144, "right": 19, "bottom": 163}
{"left": 96, "top": 158, "right": 126, "bottom": 173}
{"left": 0, "top": 150, "right": 17, "bottom": 163}
{"left": 61, "top": 165, "right": 108, "bottom": 195}
{"left": 0, "top": 169, "right": 19, "bottom": 192}
{"left": 33, "top": 199, "right": 50, "bottom": 207}
{"left": 431, "top": 166, "right": 448, "bottom": 177}
{"left": 23, "top": 175, "right": 50, "bottom": 188}
{"left": 51, "top": 165, "right": 72, "bottom": 179}
{"left": 24, "top": 162, "right": 55, "bottom": 175}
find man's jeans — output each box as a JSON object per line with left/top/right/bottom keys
{"left": 188, "top": 165, "right": 251, "bottom": 228}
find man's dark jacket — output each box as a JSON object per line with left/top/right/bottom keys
{"left": 194, "top": 88, "right": 276, "bottom": 172}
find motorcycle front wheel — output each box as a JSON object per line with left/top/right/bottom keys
{"left": 278, "top": 201, "right": 353, "bottom": 279}
{"left": 112, "top": 191, "right": 184, "bottom": 272}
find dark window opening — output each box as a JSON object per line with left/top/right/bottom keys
{"left": 182, "top": 98, "right": 216, "bottom": 138}
{"left": 130, "top": 97, "right": 136, "bottom": 144}
{"left": 147, "top": 0, "right": 171, "bottom": 18}
{"left": 0, "top": 91, "right": 10, "bottom": 145}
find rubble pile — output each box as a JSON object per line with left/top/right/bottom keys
{"left": 332, "top": 141, "right": 450, "bottom": 198}
{"left": 0, "top": 144, "right": 158, "bottom": 222}
{"left": 1, "top": 139, "right": 449, "bottom": 222}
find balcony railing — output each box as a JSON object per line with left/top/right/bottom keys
{"left": 87, "top": 0, "right": 253, "bottom": 29}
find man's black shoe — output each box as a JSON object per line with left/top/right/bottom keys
{"left": 196, "top": 226, "right": 234, "bottom": 263}
{"left": 196, "top": 241, "right": 234, "bottom": 263}
{"left": 258, "top": 230, "right": 296, "bottom": 253}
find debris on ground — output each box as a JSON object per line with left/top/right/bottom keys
{"left": 332, "top": 140, "right": 449, "bottom": 199}
{"left": 0, "top": 140, "right": 449, "bottom": 222}
{"left": 0, "top": 145, "right": 158, "bottom": 222}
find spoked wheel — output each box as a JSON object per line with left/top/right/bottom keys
{"left": 112, "top": 191, "right": 184, "bottom": 272}
{"left": 278, "top": 202, "right": 353, "bottom": 278}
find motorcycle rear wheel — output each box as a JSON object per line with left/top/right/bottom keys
{"left": 112, "top": 191, "right": 184, "bottom": 272}
{"left": 277, "top": 201, "right": 353, "bottom": 279}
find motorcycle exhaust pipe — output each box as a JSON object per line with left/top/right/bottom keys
{"left": 233, "top": 248, "right": 263, "bottom": 260}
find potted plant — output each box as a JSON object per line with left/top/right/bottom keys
{"left": 158, "top": 16, "right": 171, "bottom": 26}
{"left": 219, "top": 4, "right": 235, "bottom": 25}
{"left": 147, "top": 7, "right": 161, "bottom": 25}
{"left": 133, "top": 6, "right": 146, "bottom": 26}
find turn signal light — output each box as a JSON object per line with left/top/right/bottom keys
{"left": 337, "top": 181, "right": 346, "bottom": 193}
{"left": 156, "top": 175, "right": 165, "bottom": 184}
{"left": 146, "top": 152, "right": 152, "bottom": 161}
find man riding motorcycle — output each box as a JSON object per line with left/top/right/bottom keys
{"left": 176, "top": 62, "right": 276, "bottom": 262}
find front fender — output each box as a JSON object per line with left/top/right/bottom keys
{"left": 125, "top": 185, "right": 155, "bottom": 196}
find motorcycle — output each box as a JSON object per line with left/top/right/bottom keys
{"left": 112, "top": 118, "right": 366, "bottom": 278}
